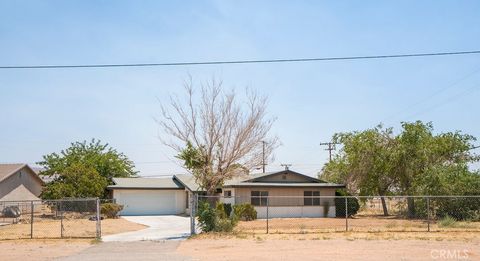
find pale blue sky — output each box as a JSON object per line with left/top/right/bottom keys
{"left": 1, "top": 1, "right": 479, "bottom": 176}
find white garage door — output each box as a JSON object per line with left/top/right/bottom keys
{"left": 113, "top": 189, "right": 186, "bottom": 215}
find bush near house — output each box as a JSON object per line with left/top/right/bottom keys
{"left": 101, "top": 203, "right": 124, "bottom": 218}
{"left": 216, "top": 203, "right": 232, "bottom": 219}
{"left": 197, "top": 201, "right": 257, "bottom": 233}
{"left": 334, "top": 190, "right": 360, "bottom": 217}
{"left": 233, "top": 203, "right": 257, "bottom": 221}
{"left": 197, "top": 201, "right": 237, "bottom": 232}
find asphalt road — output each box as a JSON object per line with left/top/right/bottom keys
{"left": 56, "top": 241, "right": 192, "bottom": 261}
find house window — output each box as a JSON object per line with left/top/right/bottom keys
{"left": 251, "top": 191, "right": 268, "bottom": 206}
{"left": 304, "top": 191, "right": 320, "bottom": 206}
{"left": 224, "top": 190, "right": 232, "bottom": 197}
{"left": 186, "top": 191, "right": 189, "bottom": 207}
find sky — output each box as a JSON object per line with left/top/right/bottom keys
{"left": 1, "top": 1, "right": 480, "bottom": 177}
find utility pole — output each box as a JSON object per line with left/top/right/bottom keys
{"left": 320, "top": 142, "right": 339, "bottom": 162}
{"left": 280, "top": 164, "right": 292, "bottom": 170}
{"left": 261, "top": 141, "right": 266, "bottom": 173}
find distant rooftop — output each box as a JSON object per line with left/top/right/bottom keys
{"left": 108, "top": 177, "right": 184, "bottom": 190}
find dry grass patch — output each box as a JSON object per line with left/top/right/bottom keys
{"left": 192, "top": 230, "right": 480, "bottom": 242}
{"left": 236, "top": 217, "right": 480, "bottom": 234}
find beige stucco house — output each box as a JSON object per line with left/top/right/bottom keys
{"left": 109, "top": 169, "right": 345, "bottom": 218}
{"left": 0, "top": 164, "right": 44, "bottom": 201}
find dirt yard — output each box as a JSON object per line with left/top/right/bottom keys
{"left": 237, "top": 217, "right": 480, "bottom": 234}
{"left": 0, "top": 217, "right": 147, "bottom": 239}
{"left": 1, "top": 232, "right": 479, "bottom": 260}
{"left": 0, "top": 217, "right": 147, "bottom": 261}
{"left": 179, "top": 237, "right": 480, "bottom": 261}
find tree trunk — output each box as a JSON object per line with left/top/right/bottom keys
{"left": 407, "top": 197, "right": 416, "bottom": 218}
{"left": 380, "top": 196, "right": 389, "bottom": 216}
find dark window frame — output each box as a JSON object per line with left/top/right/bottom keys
{"left": 224, "top": 190, "right": 232, "bottom": 197}
{"left": 304, "top": 191, "right": 320, "bottom": 206}
{"left": 251, "top": 191, "right": 269, "bottom": 206}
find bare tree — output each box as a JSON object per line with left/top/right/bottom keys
{"left": 157, "top": 77, "right": 279, "bottom": 195}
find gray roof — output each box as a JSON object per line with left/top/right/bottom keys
{"left": 173, "top": 174, "right": 201, "bottom": 191}
{"left": 0, "top": 163, "right": 27, "bottom": 182}
{"left": 107, "top": 170, "right": 345, "bottom": 191}
{"left": 108, "top": 177, "right": 184, "bottom": 189}
{"left": 0, "top": 163, "right": 44, "bottom": 184}
{"left": 242, "top": 170, "right": 323, "bottom": 183}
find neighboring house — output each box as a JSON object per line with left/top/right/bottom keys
{"left": 0, "top": 164, "right": 44, "bottom": 201}
{"left": 108, "top": 169, "right": 345, "bottom": 218}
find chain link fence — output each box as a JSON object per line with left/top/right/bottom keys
{"left": 193, "top": 195, "right": 480, "bottom": 234}
{"left": 0, "top": 198, "right": 101, "bottom": 240}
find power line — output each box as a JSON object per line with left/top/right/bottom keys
{"left": 405, "top": 82, "right": 480, "bottom": 119}
{"left": 381, "top": 64, "right": 480, "bottom": 123}
{"left": 1, "top": 50, "right": 480, "bottom": 69}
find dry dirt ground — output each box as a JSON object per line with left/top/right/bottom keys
{"left": 2, "top": 233, "right": 480, "bottom": 261}
{"left": 0, "top": 217, "right": 147, "bottom": 239}
{"left": 178, "top": 237, "right": 480, "bottom": 261}
{"left": 0, "top": 239, "right": 93, "bottom": 261}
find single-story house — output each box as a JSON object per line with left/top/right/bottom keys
{"left": 108, "top": 169, "right": 345, "bottom": 218}
{"left": 0, "top": 163, "right": 44, "bottom": 202}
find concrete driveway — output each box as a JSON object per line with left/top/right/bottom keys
{"left": 102, "top": 215, "right": 191, "bottom": 242}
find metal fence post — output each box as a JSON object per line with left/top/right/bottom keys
{"left": 427, "top": 197, "right": 430, "bottom": 232}
{"left": 96, "top": 198, "right": 101, "bottom": 239}
{"left": 30, "top": 201, "right": 34, "bottom": 239}
{"left": 190, "top": 193, "right": 196, "bottom": 235}
{"left": 60, "top": 201, "right": 64, "bottom": 238}
{"left": 345, "top": 197, "right": 348, "bottom": 232}
{"left": 266, "top": 197, "right": 269, "bottom": 234}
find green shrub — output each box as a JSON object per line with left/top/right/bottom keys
{"left": 197, "top": 201, "right": 238, "bottom": 232}
{"left": 216, "top": 202, "right": 227, "bottom": 219}
{"left": 223, "top": 203, "right": 232, "bottom": 218}
{"left": 100, "top": 203, "right": 123, "bottom": 218}
{"left": 233, "top": 203, "right": 257, "bottom": 221}
{"left": 438, "top": 215, "right": 457, "bottom": 227}
{"left": 334, "top": 190, "right": 360, "bottom": 217}
{"left": 214, "top": 218, "right": 235, "bottom": 232}
{"left": 215, "top": 202, "right": 233, "bottom": 219}
{"left": 197, "top": 201, "right": 218, "bottom": 232}
{"left": 434, "top": 197, "right": 480, "bottom": 221}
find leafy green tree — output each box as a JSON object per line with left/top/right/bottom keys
{"left": 322, "top": 125, "right": 397, "bottom": 215}
{"left": 38, "top": 139, "right": 137, "bottom": 199}
{"left": 395, "top": 121, "right": 476, "bottom": 217}
{"left": 321, "top": 121, "right": 478, "bottom": 217}
{"left": 41, "top": 163, "right": 107, "bottom": 199}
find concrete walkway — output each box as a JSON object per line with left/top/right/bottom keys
{"left": 102, "top": 215, "right": 191, "bottom": 242}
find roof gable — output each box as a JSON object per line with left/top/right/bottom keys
{"left": 173, "top": 174, "right": 201, "bottom": 192}
{"left": 0, "top": 164, "right": 44, "bottom": 185}
{"left": 0, "top": 184, "right": 40, "bottom": 201}
{"left": 243, "top": 170, "right": 324, "bottom": 184}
